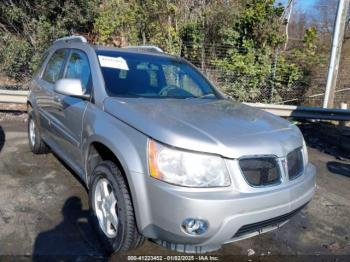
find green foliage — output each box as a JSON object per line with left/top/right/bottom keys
{"left": 236, "top": 0, "right": 285, "bottom": 49}
{"left": 138, "top": 0, "right": 181, "bottom": 54}
{"left": 291, "top": 27, "right": 322, "bottom": 74}
{"left": 180, "top": 22, "right": 204, "bottom": 62}
{"left": 212, "top": 0, "right": 308, "bottom": 102}
{"left": 0, "top": 0, "right": 97, "bottom": 80}
{"left": 0, "top": 0, "right": 322, "bottom": 104}
{"left": 94, "top": 0, "right": 139, "bottom": 45}
{"left": 214, "top": 45, "right": 272, "bottom": 101}
{"left": 94, "top": 0, "right": 181, "bottom": 54}
{"left": 215, "top": 43, "right": 304, "bottom": 103}
{"left": 0, "top": 35, "right": 31, "bottom": 80}
{"left": 272, "top": 56, "right": 303, "bottom": 102}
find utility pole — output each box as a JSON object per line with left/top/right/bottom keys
{"left": 270, "top": 0, "right": 294, "bottom": 102}
{"left": 282, "top": 0, "right": 294, "bottom": 51}
{"left": 323, "top": 0, "right": 350, "bottom": 108}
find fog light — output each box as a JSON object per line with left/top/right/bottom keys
{"left": 182, "top": 218, "right": 208, "bottom": 235}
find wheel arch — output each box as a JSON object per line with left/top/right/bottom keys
{"left": 27, "top": 100, "right": 33, "bottom": 111}
{"left": 83, "top": 129, "right": 147, "bottom": 184}
{"left": 26, "top": 94, "right": 40, "bottom": 122}
{"left": 86, "top": 141, "right": 127, "bottom": 185}
{"left": 84, "top": 136, "right": 147, "bottom": 231}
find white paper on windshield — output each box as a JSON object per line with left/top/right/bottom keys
{"left": 98, "top": 55, "right": 129, "bottom": 70}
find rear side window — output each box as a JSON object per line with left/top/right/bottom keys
{"left": 33, "top": 51, "right": 49, "bottom": 77}
{"left": 64, "top": 50, "right": 91, "bottom": 92}
{"left": 42, "top": 49, "right": 67, "bottom": 83}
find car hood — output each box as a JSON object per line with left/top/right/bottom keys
{"left": 104, "top": 97, "right": 303, "bottom": 158}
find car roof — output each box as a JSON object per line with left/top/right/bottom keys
{"left": 51, "top": 36, "right": 183, "bottom": 61}
{"left": 92, "top": 44, "right": 179, "bottom": 60}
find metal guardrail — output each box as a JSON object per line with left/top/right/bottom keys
{"left": 0, "top": 90, "right": 28, "bottom": 104}
{"left": 0, "top": 90, "right": 28, "bottom": 111}
{"left": 0, "top": 90, "right": 350, "bottom": 121}
{"left": 244, "top": 103, "right": 350, "bottom": 121}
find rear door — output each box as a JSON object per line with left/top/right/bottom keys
{"left": 36, "top": 49, "right": 68, "bottom": 140}
{"left": 51, "top": 49, "right": 92, "bottom": 172}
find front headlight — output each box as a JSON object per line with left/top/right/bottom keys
{"left": 148, "top": 139, "right": 231, "bottom": 187}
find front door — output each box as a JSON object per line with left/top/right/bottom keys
{"left": 52, "top": 49, "right": 92, "bottom": 173}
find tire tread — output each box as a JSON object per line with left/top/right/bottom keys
{"left": 90, "top": 161, "right": 145, "bottom": 253}
{"left": 28, "top": 112, "right": 49, "bottom": 154}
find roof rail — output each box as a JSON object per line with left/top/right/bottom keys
{"left": 54, "top": 35, "right": 87, "bottom": 45}
{"left": 122, "top": 45, "right": 164, "bottom": 53}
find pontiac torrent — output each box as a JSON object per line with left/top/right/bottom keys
{"left": 27, "top": 36, "right": 316, "bottom": 253}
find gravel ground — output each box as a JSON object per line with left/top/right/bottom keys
{"left": 0, "top": 119, "right": 349, "bottom": 261}
{"left": 0, "top": 112, "right": 27, "bottom": 122}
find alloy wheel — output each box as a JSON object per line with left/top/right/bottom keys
{"left": 94, "top": 178, "right": 119, "bottom": 238}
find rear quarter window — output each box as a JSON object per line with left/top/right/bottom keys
{"left": 33, "top": 51, "right": 49, "bottom": 77}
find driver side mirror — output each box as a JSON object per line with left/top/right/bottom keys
{"left": 54, "top": 79, "right": 90, "bottom": 99}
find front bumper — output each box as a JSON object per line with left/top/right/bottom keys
{"left": 131, "top": 162, "right": 316, "bottom": 248}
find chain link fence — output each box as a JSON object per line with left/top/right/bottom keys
{"left": 179, "top": 41, "right": 335, "bottom": 107}
{"left": 334, "top": 44, "right": 350, "bottom": 107}
{"left": 179, "top": 34, "right": 350, "bottom": 109}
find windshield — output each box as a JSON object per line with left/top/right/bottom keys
{"left": 96, "top": 50, "right": 218, "bottom": 99}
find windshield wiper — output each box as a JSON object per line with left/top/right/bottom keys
{"left": 197, "top": 93, "right": 216, "bottom": 99}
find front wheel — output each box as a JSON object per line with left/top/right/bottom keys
{"left": 89, "top": 161, "right": 145, "bottom": 253}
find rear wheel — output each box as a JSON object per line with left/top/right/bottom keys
{"left": 27, "top": 111, "right": 49, "bottom": 154}
{"left": 89, "top": 161, "right": 145, "bottom": 253}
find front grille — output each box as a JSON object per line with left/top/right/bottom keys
{"left": 233, "top": 203, "right": 308, "bottom": 238}
{"left": 287, "top": 148, "right": 304, "bottom": 180}
{"left": 239, "top": 157, "right": 281, "bottom": 187}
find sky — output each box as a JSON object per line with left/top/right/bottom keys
{"left": 276, "top": 0, "right": 320, "bottom": 13}
{"left": 295, "top": 0, "right": 318, "bottom": 11}
{"left": 276, "top": 0, "right": 338, "bottom": 26}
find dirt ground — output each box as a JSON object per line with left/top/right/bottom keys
{"left": 0, "top": 119, "right": 350, "bottom": 261}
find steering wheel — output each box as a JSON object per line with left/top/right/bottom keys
{"left": 158, "top": 85, "right": 180, "bottom": 96}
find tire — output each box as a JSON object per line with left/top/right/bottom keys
{"left": 27, "top": 111, "right": 49, "bottom": 154}
{"left": 89, "top": 161, "right": 145, "bottom": 254}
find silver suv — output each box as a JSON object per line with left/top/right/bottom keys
{"left": 27, "top": 36, "right": 316, "bottom": 254}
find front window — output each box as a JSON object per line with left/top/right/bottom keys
{"left": 96, "top": 51, "right": 218, "bottom": 99}
{"left": 64, "top": 50, "right": 91, "bottom": 93}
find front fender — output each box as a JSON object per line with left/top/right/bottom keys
{"left": 82, "top": 104, "right": 149, "bottom": 177}
{"left": 82, "top": 104, "right": 149, "bottom": 230}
